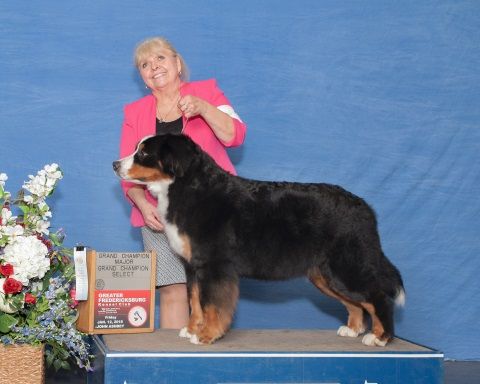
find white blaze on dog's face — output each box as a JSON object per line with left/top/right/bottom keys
{"left": 113, "top": 134, "right": 192, "bottom": 262}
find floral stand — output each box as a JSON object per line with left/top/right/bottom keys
{"left": 0, "top": 165, "right": 93, "bottom": 379}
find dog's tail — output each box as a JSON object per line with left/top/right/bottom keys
{"left": 394, "top": 286, "right": 406, "bottom": 307}
{"left": 381, "top": 253, "right": 405, "bottom": 307}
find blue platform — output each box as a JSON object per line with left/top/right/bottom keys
{"left": 88, "top": 329, "right": 443, "bottom": 383}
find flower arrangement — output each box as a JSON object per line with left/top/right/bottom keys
{"left": 0, "top": 165, "right": 92, "bottom": 371}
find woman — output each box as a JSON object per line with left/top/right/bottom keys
{"left": 119, "top": 37, "right": 246, "bottom": 329}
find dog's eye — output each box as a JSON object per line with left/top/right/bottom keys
{"left": 137, "top": 150, "right": 148, "bottom": 160}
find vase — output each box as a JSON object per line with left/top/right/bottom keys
{"left": 0, "top": 343, "right": 45, "bottom": 384}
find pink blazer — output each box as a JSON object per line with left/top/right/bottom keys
{"left": 119, "top": 79, "right": 247, "bottom": 227}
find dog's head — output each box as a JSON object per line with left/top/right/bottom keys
{"left": 113, "top": 134, "right": 198, "bottom": 184}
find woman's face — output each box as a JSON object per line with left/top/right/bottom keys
{"left": 138, "top": 47, "right": 181, "bottom": 91}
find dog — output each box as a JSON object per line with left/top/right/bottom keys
{"left": 113, "top": 134, "right": 405, "bottom": 346}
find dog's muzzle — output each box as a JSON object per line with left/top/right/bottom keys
{"left": 113, "top": 156, "right": 135, "bottom": 180}
{"left": 112, "top": 161, "right": 121, "bottom": 173}
{"left": 113, "top": 160, "right": 126, "bottom": 179}
{"left": 112, "top": 160, "right": 122, "bottom": 175}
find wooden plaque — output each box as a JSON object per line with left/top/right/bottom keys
{"left": 76, "top": 250, "right": 156, "bottom": 334}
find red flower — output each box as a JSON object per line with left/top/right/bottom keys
{"left": 69, "top": 289, "right": 78, "bottom": 308}
{"left": 25, "top": 293, "right": 37, "bottom": 304}
{"left": 3, "top": 277, "right": 23, "bottom": 294}
{"left": 0, "top": 263, "right": 14, "bottom": 277}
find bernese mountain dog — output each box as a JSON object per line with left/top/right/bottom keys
{"left": 113, "top": 134, "right": 405, "bottom": 346}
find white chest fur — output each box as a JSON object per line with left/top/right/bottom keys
{"left": 147, "top": 180, "right": 188, "bottom": 260}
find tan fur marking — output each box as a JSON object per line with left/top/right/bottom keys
{"left": 345, "top": 302, "right": 364, "bottom": 332}
{"left": 187, "top": 283, "right": 204, "bottom": 335}
{"left": 308, "top": 268, "right": 350, "bottom": 303}
{"left": 180, "top": 234, "right": 192, "bottom": 262}
{"left": 361, "top": 302, "right": 385, "bottom": 339}
{"left": 196, "top": 305, "right": 224, "bottom": 344}
{"left": 127, "top": 163, "right": 171, "bottom": 182}
{"left": 195, "top": 282, "right": 239, "bottom": 344}
{"left": 308, "top": 267, "right": 365, "bottom": 333}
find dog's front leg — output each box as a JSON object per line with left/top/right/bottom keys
{"left": 189, "top": 266, "right": 239, "bottom": 345}
{"left": 179, "top": 281, "right": 204, "bottom": 339}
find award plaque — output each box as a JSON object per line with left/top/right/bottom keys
{"left": 75, "top": 249, "right": 156, "bottom": 334}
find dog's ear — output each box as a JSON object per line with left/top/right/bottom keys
{"left": 159, "top": 136, "right": 189, "bottom": 177}
{"left": 159, "top": 153, "right": 185, "bottom": 178}
{"left": 157, "top": 135, "right": 198, "bottom": 178}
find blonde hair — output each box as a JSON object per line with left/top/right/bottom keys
{"left": 134, "top": 37, "right": 190, "bottom": 81}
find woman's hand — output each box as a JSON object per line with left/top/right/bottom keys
{"left": 127, "top": 186, "right": 164, "bottom": 231}
{"left": 178, "top": 95, "right": 207, "bottom": 118}
{"left": 178, "top": 95, "right": 235, "bottom": 142}
{"left": 138, "top": 201, "right": 164, "bottom": 231}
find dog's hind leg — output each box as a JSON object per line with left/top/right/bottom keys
{"left": 360, "top": 293, "right": 394, "bottom": 347}
{"left": 337, "top": 302, "right": 366, "bottom": 338}
{"left": 308, "top": 267, "right": 365, "bottom": 337}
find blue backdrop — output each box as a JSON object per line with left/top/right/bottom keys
{"left": 1, "top": 1, "right": 478, "bottom": 361}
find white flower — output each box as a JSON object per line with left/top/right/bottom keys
{"left": 35, "top": 201, "right": 52, "bottom": 220}
{"left": 1, "top": 224, "right": 24, "bottom": 239}
{"left": 44, "top": 163, "right": 62, "bottom": 179}
{"left": 35, "top": 219, "right": 50, "bottom": 235}
{"left": 2, "top": 235, "right": 50, "bottom": 285}
{"left": 1, "top": 207, "right": 14, "bottom": 223}
{"left": 0, "top": 173, "right": 7, "bottom": 187}
{"left": 23, "top": 176, "right": 45, "bottom": 197}
{"left": 23, "top": 165, "right": 62, "bottom": 198}
{"left": 44, "top": 163, "right": 58, "bottom": 173}
{"left": 23, "top": 195, "right": 34, "bottom": 204}
{"left": 1, "top": 209, "right": 23, "bottom": 243}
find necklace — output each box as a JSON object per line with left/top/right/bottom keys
{"left": 157, "top": 94, "right": 180, "bottom": 123}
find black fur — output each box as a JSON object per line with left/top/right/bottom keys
{"left": 117, "top": 134, "right": 405, "bottom": 345}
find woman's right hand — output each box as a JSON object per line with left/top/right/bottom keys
{"left": 138, "top": 201, "right": 164, "bottom": 231}
{"left": 127, "top": 185, "right": 164, "bottom": 231}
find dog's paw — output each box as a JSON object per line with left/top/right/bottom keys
{"left": 179, "top": 327, "right": 192, "bottom": 339}
{"left": 337, "top": 325, "right": 362, "bottom": 338}
{"left": 362, "top": 333, "right": 387, "bottom": 347}
{"left": 190, "top": 331, "right": 222, "bottom": 345}
{"left": 189, "top": 334, "right": 205, "bottom": 345}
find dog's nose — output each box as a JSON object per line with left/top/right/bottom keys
{"left": 112, "top": 161, "right": 121, "bottom": 172}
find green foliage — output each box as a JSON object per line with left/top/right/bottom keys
{"left": 0, "top": 165, "right": 93, "bottom": 371}
{"left": 0, "top": 313, "right": 17, "bottom": 333}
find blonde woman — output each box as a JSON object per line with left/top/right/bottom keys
{"left": 119, "top": 37, "right": 247, "bottom": 328}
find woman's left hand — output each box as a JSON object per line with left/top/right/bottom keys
{"left": 178, "top": 95, "right": 208, "bottom": 118}
{"left": 178, "top": 93, "right": 236, "bottom": 143}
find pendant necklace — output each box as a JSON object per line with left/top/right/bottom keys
{"left": 157, "top": 94, "right": 180, "bottom": 123}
